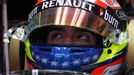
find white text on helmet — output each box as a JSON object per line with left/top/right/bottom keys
{"left": 104, "top": 10, "right": 119, "bottom": 29}
{"left": 41, "top": 0, "right": 95, "bottom": 12}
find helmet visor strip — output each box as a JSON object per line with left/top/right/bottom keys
{"left": 25, "top": 7, "right": 115, "bottom": 41}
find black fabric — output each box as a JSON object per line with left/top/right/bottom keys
{"left": 0, "top": 0, "right": 2, "bottom": 4}
{"left": 7, "top": 0, "right": 36, "bottom": 20}
{"left": 19, "top": 41, "right": 25, "bottom": 70}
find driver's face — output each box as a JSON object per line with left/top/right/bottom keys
{"left": 47, "top": 26, "right": 97, "bottom": 45}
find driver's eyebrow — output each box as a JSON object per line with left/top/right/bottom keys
{"left": 48, "top": 26, "right": 90, "bottom": 33}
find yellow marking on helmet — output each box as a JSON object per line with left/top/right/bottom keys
{"left": 93, "top": 25, "right": 129, "bottom": 64}
{"left": 25, "top": 38, "right": 35, "bottom": 62}
{"left": 94, "top": 40, "right": 127, "bottom": 64}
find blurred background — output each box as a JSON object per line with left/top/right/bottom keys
{"left": 0, "top": 0, "right": 134, "bottom": 74}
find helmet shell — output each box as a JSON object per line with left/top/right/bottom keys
{"left": 24, "top": 0, "right": 128, "bottom": 75}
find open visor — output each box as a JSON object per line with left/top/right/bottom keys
{"left": 24, "top": 7, "right": 115, "bottom": 41}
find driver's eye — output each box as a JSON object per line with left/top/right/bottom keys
{"left": 49, "top": 31, "right": 63, "bottom": 40}
{"left": 53, "top": 33, "right": 62, "bottom": 39}
{"left": 77, "top": 34, "right": 88, "bottom": 40}
{"left": 76, "top": 33, "right": 89, "bottom": 41}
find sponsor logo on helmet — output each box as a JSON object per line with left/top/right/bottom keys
{"left": 116, "top": 10, "right": 126, "bottom": 20}
{"left": 28, "top": 0, "right": 96, "bottom": 21}
{"left": 104, "top": 10, "right": 119, "bottom": 28}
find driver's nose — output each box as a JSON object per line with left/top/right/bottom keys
{"left": 63, "top": 36, "right": 73, "bottom": 44}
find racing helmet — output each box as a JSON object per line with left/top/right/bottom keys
{"left": 23, "top": 0, "right": 129, "bottom": 74}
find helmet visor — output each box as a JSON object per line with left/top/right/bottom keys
{"left": 25, "top": 7, "right": 115, "bottom": 41}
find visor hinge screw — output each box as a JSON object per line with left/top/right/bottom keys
{"left": 107, "top": 49, "right": 112, "bottom": 54}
